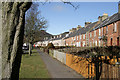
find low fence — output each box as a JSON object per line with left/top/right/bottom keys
{"left": 40, "top": 48, "right": 120, "bottom": 79}
{"left": 99, "top": 63, "right": 120, "bottom": 79}
{"left": 49, "top": 49, "right": 94, "bottom": 78}
{"left": 53, "top": 50, "right": 66, "bottom": 64}
{"left": 66, "top": 53, "right": 95, "bottom": 78}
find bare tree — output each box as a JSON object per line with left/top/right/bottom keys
{"left": 24, "top": 2, "right": 48, "bottom": 56}
{"left": 2, "top": 2, "right": 32, "bottom": 80}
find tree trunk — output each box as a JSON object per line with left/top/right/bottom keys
{"left": 1, "top": 2, "right": 32, "bottom": 80}
{"left": 29, "top": 43, "right": 32, "bottom": 56}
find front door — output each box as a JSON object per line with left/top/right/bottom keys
{"left": 111, "top": 38, "right": 113, "bottom": 46}
{"left": 117, "top": 37, "right": 119, "bottom": 46}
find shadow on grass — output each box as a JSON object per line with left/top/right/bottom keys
{"left": 22, "top": 49, "right": 38, "bottom": 57}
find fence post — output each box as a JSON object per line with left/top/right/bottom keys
{"left": 88, "top": 63, "right": 89, "bottom": 79}
{"left": 91, "top": 63, "right": 92, "bottom": 79}
{"left": 118, "top": 65, "right": 120, "bottom": 80}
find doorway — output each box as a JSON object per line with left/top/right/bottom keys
{"left": 110, "top": 38, "right": 113, "bottom": 46}
{"left": 117, "top": 37, "right": 119, "bottom": 46}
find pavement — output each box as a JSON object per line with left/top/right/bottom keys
{"left": 37, "top": 49, "right": 85, "bottom": 78}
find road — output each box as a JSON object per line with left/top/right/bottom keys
{"left": 37, "top": 49, "right": 84, "bottom": 79}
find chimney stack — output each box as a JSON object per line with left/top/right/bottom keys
{"left": 69, "top": 28, "right": 76, "bottom": 33}
{"left": 72, "top": 28, "right": 76, "bottom": 32}
{"left": 98, "top": 16, "right": 102, "bottom": 22}
{"left": 76, "top": 25, "right": 82, "bottom": 30}
{"left": 85, "top": 22, "right": 92, "bottom": 27}
{"left": 118, "top": 1, "right": 120, "bottom": 13}
{"left": 102, "top": 13, "right": 108, "bottom": 21}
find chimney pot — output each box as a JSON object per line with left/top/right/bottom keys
{"left": 98, "top": 16, "right": 102, "bottom": 22}
{"left": 69, "top": 28, "right": 76, "bottom": 33}
{"left": 85, "top": 22, "right": 92, "bottom": 27}
{"left": 102, "top": 13, "right": 108, "bottom": 21}
{"left": 76, "top": 25, "right": 82, "bottom": 30}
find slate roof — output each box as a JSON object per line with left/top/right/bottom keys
{"left": 39, "top": 30, "right": 53, "bottom": 41}
{"left": 93, "top": 13, "right": 120, "bottom": 30}
{"left": 63, "top": 30, "right": 77, "bottom": 39}
{"left": 64, "top": 21, "right": 99, "bottom": 39}
{"left": 49, "top": 32, "right": 69, "bottom": 41}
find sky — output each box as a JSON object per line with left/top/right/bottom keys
{"left": 38, "top": 2, "right": 119, "bottom": 35}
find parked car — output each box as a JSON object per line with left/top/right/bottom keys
{"left": 22, "top": 43, "right": 29, "bottom": 50}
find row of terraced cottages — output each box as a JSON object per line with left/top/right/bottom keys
{"left": 65, "top": 13, "right": 120, "bottom": 47}
{"left": 38, "top": 2, "right": 120, "bottom": 47}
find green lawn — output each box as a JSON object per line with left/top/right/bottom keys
{"left": 19, "top": 49, "right": 51, "bottom": 78}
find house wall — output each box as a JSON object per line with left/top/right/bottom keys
{"left": 78, "top": 35, "right": 83, "bottom": 47}
{"left": 89, "top": 20, "right": 120, "bottom": 47}
{"left": 39, "top": 17, "right": 120, "bottom": 47}
{"left": 52, "top": 39, "right": 64, "bottom": 46}
{"left": 41, "top": 41, "right": 49, "bottom": 46}
{"left": 65, "top": 37, "right": 73, "bottom": 46}
{"left": 75, "top": 35, "right": 81, "bottom": 47}
{"left": 106, "top": 21, "right": 120, "bottom": 46}
{"left": 82, "top": 34, "right": 86, "bottom": 47}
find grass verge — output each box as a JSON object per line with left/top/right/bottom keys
{"left": 19, "top": 49, "right": 50, "bottom": 78}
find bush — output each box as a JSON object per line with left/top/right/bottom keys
{"left": 46, "top": 43, "right": 55, "bottom": 49}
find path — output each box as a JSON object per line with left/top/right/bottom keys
{"left": 37, "top": 49, "right": 84, "bottom": 78}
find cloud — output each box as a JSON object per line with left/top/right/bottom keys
{"left": 52, "top": 4, "right": 66, "bottom": 12}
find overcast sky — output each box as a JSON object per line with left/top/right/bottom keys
{"left": 38, "top": 2, "right": 119, "bottom": 35}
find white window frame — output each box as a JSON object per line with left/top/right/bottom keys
{"left": 60, "top": 35, "right": 62, "bottom": 37}
{"left": 95, "top": 40, "right": 97, "bottom": 46}
{"left": 83, "top": 41, "right": 86, "bottom": 47}
{"left": 90, "top": 32, "right": 92, "bottom": 38}
{"left": 80, "top": 35, "right": 81, "bottom": 40}
{"left": 79, "top": 42, "right": 81, "bottom": 47}
{"left": 72, "top": 37, "right": 74, "bottom": 41}
{"left": 114, "top": 23, "right": 117, "bottom": 32}
{"left": 77, "top": 42, "right": 79, "bottom": 47}
{"left": 94, "top": 31, "right": 96, "bottom": 37}
{"left": 99, "top": 40, "right": 101, "bottom": 46}
{"left": 74, "top": 37, "right": 76, "bottom": 41}
{"left": 99, "top": 29, "right": 101, "bottom": 36}
{"left": 83, "top": 34, "right": 85, "bottom": 39}
{"left": 90, "top": 42, "right": 92, "bottom": 47}
{"left": 77, "top": 36, "right": 78, "bottom": 40}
